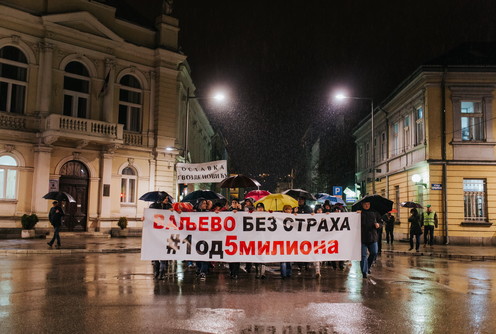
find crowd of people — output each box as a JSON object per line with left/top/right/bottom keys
{"left": 149, "top": 193, "right": 438, "bottom": 280}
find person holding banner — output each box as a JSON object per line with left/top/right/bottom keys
{"left": 228, "top": 199, "right": 241, "bottom": 279}
{"left": 357, "top": 201, "right": 382, "bottom": 279}
{"left": 195, "top": 199, "right": 210, "bottom": 281}
{"left": 149, "top": 198, "right": 171, "bottom": 280}
{"left": 254, "top": 202, "right": 267, "bottom": 279}
{"left": 280, "top": 205, "right": 294, "bottom": 279}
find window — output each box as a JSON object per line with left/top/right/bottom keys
{"left": 392, "top": 122, "right": 399, "bottom": 156}
{"left": 381, "top": 132, "right": 387, "bottom": 161}
{"left": 63, "top": 61, "right": 90, "bottom": 118}
{"left": 404, "top": 115, "right": 411, "bottom": 150}
{"left": 395, "top": 185, "right": 400, "bottom": 220}
{"left": 460, "top": 101, "right": 484, "bottom": 141}
{"left": 0, "top": 46, "right": 27, "bottom": 114}
{"left": 358, "top": 144, "right": 363, "bottom": 170}
{"left": 0, "top": 155, "right": 18, "bottom": 199}
{"left": 415, "top": 107, "right": 424, "bottom": 145}
{"left": 463, "top": 179, "right": 486, "bottom": 222}
{"left": 365, "top": 142, "right": 370, "bottom": 168}
{"left": 118, "top": 75, "right": 142, "bottom": 132}
{"left": 120, "top": 167, "right": 136, "bottom": 204}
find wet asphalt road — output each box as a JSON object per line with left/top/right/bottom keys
{"left": 1, "top": 252, "right": 495, "bottom": 334}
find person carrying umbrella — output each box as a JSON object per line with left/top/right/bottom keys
{"left": 294, "top": 197, "right": 312, "bottom": 214}
{"left": 149, "top": 194, "right": 173, "bottom": 210}
{"left": 408, "top": 208, "right": 422, "bottom": 252}
{"left": 356, "top": 200, "right": 382, "bottom": 278}
{"left": 194, "top": 199, "right": 210, "bottom": 281}
{"left": 47, "top": 201, "right": 64, "bottom": 249}
{"left": 149, "top": 195, "right": 172, "bottom": 279}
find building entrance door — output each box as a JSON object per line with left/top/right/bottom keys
{"left": 59, "top": 160, "right": 89, "bottom": 231}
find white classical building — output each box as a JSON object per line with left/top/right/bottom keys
{"left": 0, "top": 0, "right": 225, "bottom": 235}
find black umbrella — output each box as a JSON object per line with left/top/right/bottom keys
{"left": 219, "top": 174, "right": 261, "bottom": 188}
{"left": 139, "top": 191, "right": 173, "bottom": 203}
{"left": 181, "top": 190, "right": 225, "bottom": 204}
{"left": 42, "top": 191, "right": 76, "bottom": 203}
{"left": 401, "top": 201, "right": 423, "bottom": 209}
{"left": 282, "top": 189, "right": 317, "bottom": 201}
{"left": 352, "top": 194, "right": 394, "bottom": 215}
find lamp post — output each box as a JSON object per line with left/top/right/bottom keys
{"left": 335, "top": 94, "right": 375, "bottom": 194}
{"left": 183, "top": 89, "right": 226, "bottom": 162}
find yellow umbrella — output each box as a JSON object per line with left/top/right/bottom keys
{"left": 255, "top": 193, "right": 298, "bottom": 212}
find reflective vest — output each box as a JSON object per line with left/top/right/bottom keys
{"left": 423, "top": 212, "right": 436, "bottom": 226}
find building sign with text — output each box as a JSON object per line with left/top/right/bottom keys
{"left": 176, "top": 160, "right": 227, "bottom": 183}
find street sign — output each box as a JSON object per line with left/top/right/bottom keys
{"left": 431, "top": 184, "right": 442, "bottom": 190}
{"left": 332, "top": 186, "right": 343, "bottom": 197}
{"left": 346, "top": 197, "right": 357, "bottom": 203}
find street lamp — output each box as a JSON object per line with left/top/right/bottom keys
{"left": 184, "top": 89, "right": 226, "bottom": 162}
{"left": 335, "top": 93, "right": 376, "bottom": 194}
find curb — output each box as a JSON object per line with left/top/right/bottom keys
{"left": 383, "top": 250, "right": 496, "bottom": 261}
{"left": 0, "top": 248, "right": 141, "bottom": 255}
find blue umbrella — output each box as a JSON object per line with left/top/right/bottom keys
{"left": 316, "top": 195, "right": 345, "bottom": 205}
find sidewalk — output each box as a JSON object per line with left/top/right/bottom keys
{"left": 0, "top": 235, "right": 495, "bottom": 260}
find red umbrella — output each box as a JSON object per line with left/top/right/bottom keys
{"left": 245, "top": 190, "right": 271, "bottom": 201}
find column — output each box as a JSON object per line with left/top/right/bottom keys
{"left": 37, "top": 42, "right": 53, "bottom": 114}
{"left": 31, "top": 146, "right": 52, "bottom": 214}
{"left": 99, "top": 151, "right": 114, "bottom": 219}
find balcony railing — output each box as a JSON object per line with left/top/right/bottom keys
{"left": 0, "top": 112, "right": 28, "bottom": 130}
{"left": 44, "top": 114, "right": 123, "bottom": 141}
{"left": 123, "top": 131, "right": 144, "bottom": 146}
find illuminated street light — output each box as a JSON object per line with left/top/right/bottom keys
{"left": 335, "top": 93, "right": 376, "bottom": 194}
{"left": 184, "top": 90, "right": 227, "bottom": 161}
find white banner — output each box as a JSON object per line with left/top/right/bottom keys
{"left": 176, "top": 160, "right": 227, "bottom": 183}
{"left": 141, "top": 209, "right": 361, "bottom": 262}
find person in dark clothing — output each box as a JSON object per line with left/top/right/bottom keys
{"left": 47, "top": 201, "right": 64, "bottom": 248}
{"left": 294, "top": 197, "right": 313, "bottom": 214}
{"left": 408, "top": 208, "right": 422, "bottom": 252}
{"left": 330, "top": 205, "right": 346, "bottom": 271}
{"left": 383, "top": 212, "right": 395, "bottom": 244}
{"left": 294, "top": 197, "right": 312, "bottom": 273}
{"left": 228, "top": 198, "right": 241, "bottom": 279}
{"left": 149, "top": 196, "right": 172, "bottom": 279}
{"left": 195, "top": 199, "right": 210, "bottom": 280}
{"left": 149, "top": 195, "right": 173, "bottom": 210}
{"left": 358, "top": 201, "right": 382, "bottom": 278}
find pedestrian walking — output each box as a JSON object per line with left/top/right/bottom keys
{"left": 47, "top": 201, "right": 64, "bottom": 249}
{"left": 330, "top": 205, "right": 345, "bottom": 271}
{"left": 294, "top": 197, "right": 312, "bottom": 274}
{"left": 228, "top": 198, "right": 242, "bottom": 279}
{"left": 383, "top": 212, "right": 395, "bottom": 244}
{"left": 357, "top": 200, "right": 382, "bottom": 278}
{"left": 421, "top": 204, "right": 438, "bottom": 246}
{"left": 408, "top": 208, "right": 422, "bottom": 252}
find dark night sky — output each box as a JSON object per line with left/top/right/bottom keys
{"left": 132, "top": 0, "right": 496, "bottom": 190}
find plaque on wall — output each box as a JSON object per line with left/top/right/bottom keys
{"left": 103, "top": 184, "right": 110, "bottom": 197}
{"left": 49, "top": 179, "right": 59, "bottom": 192}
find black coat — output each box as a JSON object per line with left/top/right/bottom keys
{"left": 49, "top": 206, "right": 64, "bottom": 227}
{"left": 360, "top": 209, "right": 382, "bottom": 243}
{"left": 408, "top": 214, "right": 422, "bottom": 235}
{"left": 149, "top": 202, "right": 172, "bottom": 210}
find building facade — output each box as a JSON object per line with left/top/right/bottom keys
{"left": 354, "top": 48, "right": 496, "bottom": 245}
{"left": 0, "top": 0, "right": 226, "bottom": 234}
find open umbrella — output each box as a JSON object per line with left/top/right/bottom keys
{"left": 351, "top": 194, "right": 394, "bottom": 215}
{"left": 43, "top": 191, "right": 76, "bottom": 203}
{"left": 139, "top": 191, "right": 173, "bottom": 203}
{"left": 401, "top": 201, "right": 423, "bottom": 208}
{"left": 245, "top": 190, "right": 271, "bottom": 201}
{"left": 219, "top": 174, "right": 261, "bottom": 188}
{"left": 316, "top": 195, "right": 345, "bottom": 205}
{"left": 314, "top": 193, "right": 330, "bottom": 199}
{"left": 181, "top": 190, "right": 225, "bottom": 204}
{"left": 255, "top": 193, "right": 298, "bottom": 212}
{"left": 389, "top": 209, "right": 398, "bottom": 213}
{"left": 172, "top": 202, "right": 194, "bottom": 212}
{"left": 282, "top": 189, "right": 316, "bottom": 201}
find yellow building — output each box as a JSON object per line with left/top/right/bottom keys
{"left": 0, "top": 0, "right": 226, "bottom": 235}
{"left": 354, "top": 43, "right": 496, "bottom": 245}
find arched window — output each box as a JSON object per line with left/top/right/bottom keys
{"left": 0, "top": 46, "right": 28, "bottom": 114}
{"left": 63, "top": 61, "right": 90, "bottom": 118}
{"left": 120, "top": 166, "right": 137, "bottom": 204}
{"left": 0, "top": 155, "right": 18, "bottom": 199}
{"left": 118, "top": 75, "right": 142, "bottom": 132}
